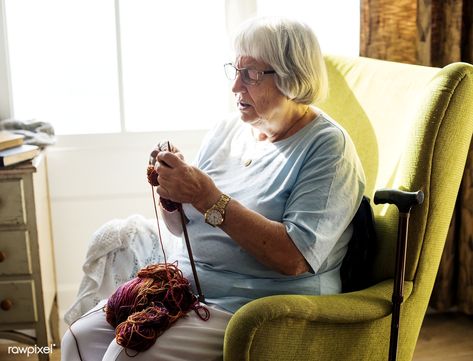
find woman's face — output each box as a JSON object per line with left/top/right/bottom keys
{"left": 232, "top": 56, "right": 288, "bottom": 124}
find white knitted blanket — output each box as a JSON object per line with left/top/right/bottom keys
{"left": 64, "top": 214, "right": 182, "bottom": 325}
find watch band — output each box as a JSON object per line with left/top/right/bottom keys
{"left": 214, "top": 194, "right": 231, "bottom": 211}
{"left": 204, "top": 194, "right": 231, "bottom": 226}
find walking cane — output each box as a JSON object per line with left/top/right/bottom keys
{"left": 374, "top": 189, "right": 424, "bottom": 361}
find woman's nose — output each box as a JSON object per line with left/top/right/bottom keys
{"left": 231, "top": 71, "right": 246, "bottom": 94}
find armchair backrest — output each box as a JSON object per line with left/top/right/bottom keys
{"left": 319, "top": 55, "right": 473, "bottom": 289}
{"left": 223, "top": 56, "right": 473, "bottom": 361}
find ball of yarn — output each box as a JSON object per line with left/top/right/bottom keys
{"left": 106, "top": 277, "right": 143, "bottom": 328}
{"left": 105, "top": 263, "right": 207, "bottom": 352}
{"left": 115, "top": 305, "right": 171, "bottom": 351}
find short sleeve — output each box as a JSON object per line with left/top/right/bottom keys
{"left": 283, "top": 128, "right": 365, "bottom": 274}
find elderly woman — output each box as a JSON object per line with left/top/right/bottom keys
{"left": 61, "top": 16, "right": 365, "bottom": 361}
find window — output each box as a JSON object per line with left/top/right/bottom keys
{"left": 118, "top": 0, "right": 228, "bottom": 132}
{"left": 6, "top": 0, "right": 121, "bottom": 134}
{"left": 3, "top": 0, "right": 359, "bottom": 135}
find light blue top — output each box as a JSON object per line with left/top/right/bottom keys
{"left": 177, "top": 109, "right": 366, "bottom": 313}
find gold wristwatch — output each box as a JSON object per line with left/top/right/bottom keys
{"left": 204, "top": 194, "right": 231, "bottom": 227}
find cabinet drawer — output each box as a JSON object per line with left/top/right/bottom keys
{"left": 0, "top": 179, "right": 26, "bottom": 225}
{"left": 0, "top": 231, "right": 32, "bottom": 275}
{"left": 0, "top": 280, "right": 37, "bottom": 323}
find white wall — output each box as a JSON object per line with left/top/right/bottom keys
{"left": 47, "top": 130, "right": 207, "bottom": 335}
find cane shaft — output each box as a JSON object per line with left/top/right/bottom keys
{"left": 388, "top": 213, "right": 410, "bottom": 361}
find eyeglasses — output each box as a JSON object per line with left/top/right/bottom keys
{"left": 224, "top": 63, "right": 276, "bottom": 85}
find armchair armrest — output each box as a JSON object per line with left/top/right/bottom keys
{"left": 224, "top": 279, "right": 413, "bottom": 360}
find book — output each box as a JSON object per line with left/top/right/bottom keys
{"left": 0, "top": 130, "right": 25, "bottom": 151}
{"left": 0, "top": 144, "right": 40, "bottom": 167}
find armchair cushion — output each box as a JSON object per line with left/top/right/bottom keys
{"left": 225, "top": 280, "right": 412, "bottom": 360}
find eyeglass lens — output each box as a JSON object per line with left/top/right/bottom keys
{"left": 224, "top": 64, "right": 261, "bottom": 85}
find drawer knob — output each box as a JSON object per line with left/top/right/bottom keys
{"left": 0, "top": 251, "right": 5, "bottom": 262}
{"left": 1, "top": 299, "right": 13, "bottom": 311}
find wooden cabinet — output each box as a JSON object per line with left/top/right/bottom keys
{"left": 0, "top": 153, "right": 58, "bottom": 360}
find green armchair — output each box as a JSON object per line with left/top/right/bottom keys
{"left": 223, "top": 55, "right": 473, "bottom": 361}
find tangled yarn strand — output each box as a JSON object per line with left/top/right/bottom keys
{"left": 115, "top": 305, "right": 171, "bottom": 352}
{"left": 151, "top": 185, "right": 167, "bottom": 265}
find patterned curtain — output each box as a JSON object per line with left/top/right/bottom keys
{"left": 360, "top": 0, "right": 473, "bottom": 315}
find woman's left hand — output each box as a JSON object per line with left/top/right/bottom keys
{"left": 155, "top": 151, "right": 220, "bottom": 212}
{"left": 149, "top": 141, "right": 184, "bottom": 165}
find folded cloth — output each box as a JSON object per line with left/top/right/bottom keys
{"left": 0, "top": 118, "right": 56, "bottom": 147}
{"left": 64, "top": 214, "right": 182, "bottom": 325}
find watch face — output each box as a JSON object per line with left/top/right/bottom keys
{"left": 206, "top": 209, "right": 223, "bottom": 226}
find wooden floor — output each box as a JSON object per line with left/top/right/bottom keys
{"left": 412, "top": 312, "right": 473, "bottom": 361}
{"left": 0, "top": 312, "right": 472, "bottom": 360}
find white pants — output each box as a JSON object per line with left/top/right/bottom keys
{"left": 61, "top": 300, "right": 233, "bottom": 361}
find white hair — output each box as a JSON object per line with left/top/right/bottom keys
{"left": 234, "top": 17, "right": 328, "bottom": 104}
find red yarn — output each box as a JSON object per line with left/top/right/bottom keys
{"left": 115, "top": 306, "right": 170, "bottom": 352}
{"left": 147, "top": 165, "right": 179, "bottom": 212}
{"left": 105, "top": 277, "right": 143, "bottom": 328}
{"left": 105, "top": 258, "right": 209, "bottom": 352}
{"left": 146, "top": 165, "right": 159, "bottom": 187}
{"left": 103, "top": 162, "right": 209, "bottom": 353}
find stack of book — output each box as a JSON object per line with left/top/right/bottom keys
{"left": 0, "top": 130, "right": 40, "bottom": 167}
